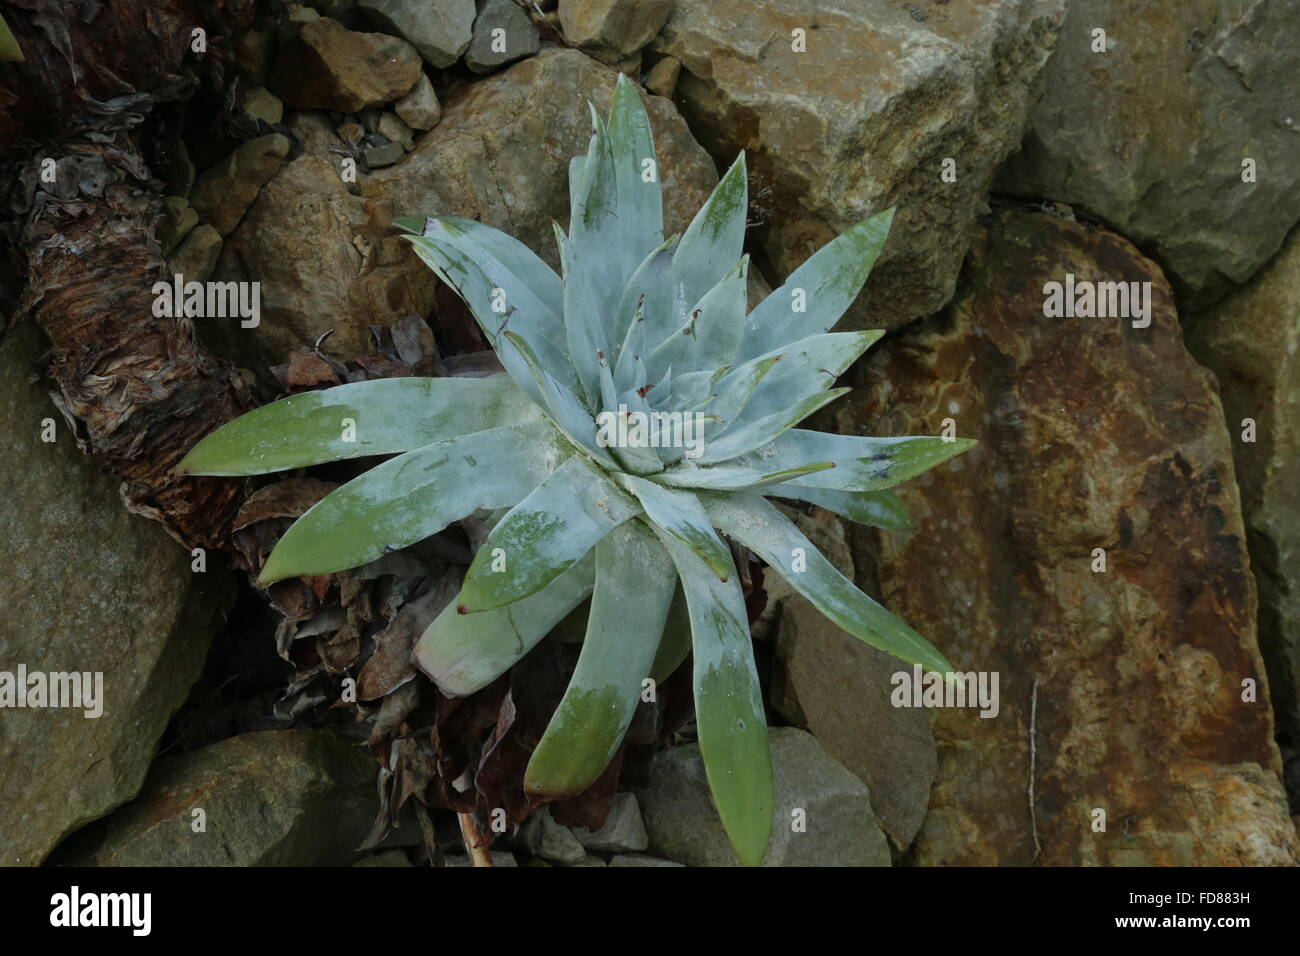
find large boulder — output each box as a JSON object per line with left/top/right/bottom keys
{"left": 997, "top": 0, "right": 1300, "bottom": 309}
{"left": 64, "top": 731, "right": 376, "bottom": 866}
{"left": 640, "top": 727, "right": 892, "bottom": 866}
{"left": 1187, "top": 227, "right": 1300, "bottom": 760}
{"left": 363, "top": 48, "right": 719, "bottom": 274}
{"left": 651, "top": 0, "right": 1066, "bottom": 330}
{"left": 842, "top": 209, "right": 1298, "bottom": 865}
{"left": 0, "top": 321, "right": 229, "bottom": 866}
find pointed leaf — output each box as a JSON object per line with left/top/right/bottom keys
{"left": 607, "top": 73, "right": 664, "bottom": 277}
{"left": 725, "top": 331, "right": 880, "bottom": 426}
{"left": 260, "top": 421, "right": 567, "bottom": 583}
{"left": 524, "top": 520, "right": 675, "bottom": 795}
{"left": 649, "top": 524, "right": 773, "bottom": 867}
{"left": 178, "top": 375, "right": 538, "bottom": 476}
{"left": 703, "top": 493, "right": 952, "bottom": 674}
{"left": 739, "top": 208, "right": 894, "bottom": 360}
{"left": 617, "top": 475, "right": 731, "bottom": 579}
{"left": 768, "top": 485, "right": 912, "bottom": 531}
{"left": 654, "top": 459, "right": 835, "bottom": 491}
{"left": 457, "top": 455, "right": 640, "bottom": 612}
{"left": 695, "top": 388, "right": 849, "bottom": 464}
{"left": 733, "top": 430, "right": 976, "bottom": 492}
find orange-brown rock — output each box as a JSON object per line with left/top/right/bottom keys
{"left": 842, "top": 210, "right": 1297, "bottom": 865}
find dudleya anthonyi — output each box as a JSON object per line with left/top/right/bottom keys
{"left": 178, "top": 73, "right": 975, "bottom": 866}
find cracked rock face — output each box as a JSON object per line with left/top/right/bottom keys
{"left": 842, "top": 210, "right": 1297, "bottom": 866}
{"left": 652, "top": 0, "right": 1066, "bottom": 330}
{"left": 997, "top": 0, "right": 1300, "bottom": 309}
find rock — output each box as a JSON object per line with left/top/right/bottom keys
{"left": 377, "top": 111, "right": 414, "bottom": 150}
{"left": 996, "top": 0, "right": 1300, "bottom": 309}
{"left": 271, "top": 17, "right": 423, "bottom": 113}
{"left": 357, "top": 0, "right": 475, "bottom": 68}
{"left": 1187, "top": 226, "right": 1300, "bottom": 754}
{"left": 571, "top": 792, "right": 649, "bottom": 853}
{"left": 166, "top": 224, "right": 223, "bottom": 284}
{"left": 559, "top": 0, "right": 673, "bottom": 63}
{"left": 766, "top": 510, "right": 937, "bottom": 852}
{"left": 363, "top": 140, "right": 406, "bottom": 167}
{"left": 233, "top": 25, "right": 274, "bottom": 85}
{"left": 572, "top": 855, "right": 607, "bottom": 866}
{"left": 353, "top": 849, "right": 412, "bottom": 866}
{"left": 303, "top": 0, "right": 358, "bottom": 16}
{"left": 465, "top": 0, "right": 540, "bottom": 73}
{"left": 640, "top": 727, "right": 892, "bottom": 866}
{"left": 240, "top": 87, "right": 284, "bottom": 126}
{"left": 0, "top": 321, "right": 228, "bottom": 865}
{"left": 363, "top": 48, "right": 717, "bottom": 273}
{"left": 607, "top": 853, "right": 682, "bottom": 867}
{"left": 158, "top": 196, "right": 198, "bottom": 257}
{"left": 189, "top": 133, "right": 291, "bottom": 236}
{"left": 842, "top": 210, "right": 1298, "bottom": 865}
{"left": 446, "top": 850, "right": 519, "bottom": 866}
{"left": 63, "top": 731, "right": 376, "bottom": 866}
{"left": 519, "top": 806, "right": 586, "bottom": 864}
{"left": 287, "top": 110, "right": 348, "bottom": 158}
{"left": 394, "top": 74, "right": 441, "bottom": 130}
{"left": 165, "top": 141, "right": 195, "bottom": 199}
{"left": 652, "top": 0, "right": 1065, "bottom": 330}
{"left": 643, "top": 54, "right": 680, "bottom": 98}
{"left": 336, "top": 119, "right": 366, "bottom": 148}
{"left": 212, "top": 153, "right": 435, "bottom": 365}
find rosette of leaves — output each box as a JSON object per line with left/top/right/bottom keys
{"left": 179, "top": 74, "right": 974, "bottom": 866}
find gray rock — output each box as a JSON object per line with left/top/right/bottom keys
{"left": 271, "top": 17, "right": 423, "bottom": 112}
{"left": 64, "top": 731, "right": 376, "bottom": 866}
{"left": 1187, "top": 226, "right": 1300, "bottom": 750}
{"left": 211, "top": 153, "right": 435, "bottom": 366}
{"left": 358, "top": 0, "right": 475, "bottom": 68}
{"left": 640, "top": 727, "right": 892, "bottom": 867}
{"left": 363, "top": 48, "right": 717, "bottom": 274}
{"left": 465, "top": 0, "right": 540, "bottom": 73}
{"left": 607, "top": 853, "right": 682, "bottom": 867}
{"left": 446, "top": 850, "right": 519, "bottom": 866}
{"left": 571, "top": 792, "right": 649, "bottom": 853}
{"left": 241, "top": 87, "right": 284, "bottom": 126}
{"left": 189, "top": 133, "right": 290, "bottom": 236}
{"left": 377, "top": 111, "right": 414, "bottom": 150}
{"left": 765, "top": 510, "right": 937, "bottom": 852}
{"left": 652, "top": 0, "right": 1066, "bottom": 330}
{"left": 0, "top": 323, "right": 229, "bottom": 866}
{"left": 559, "top": 0, "right": 673, "bottom": 62}
{"left": 363, "top": 140, "right": 406, "bottom": 167}
{"left": 997, "top": 0, "right": 1300, "bottom": 309}
{"left": 393, "top": 74, "right": 441, "bottom": 131}
{"left": 519, "top": 807, "right": 586, "bottom": 864}
{"left": 166, "top": 224, "right": 223, "bottom": 283}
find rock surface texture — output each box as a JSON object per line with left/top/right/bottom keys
{"left": 271, "top": 17, "right": 422, "bottom": 112}
{"left": 0, "top": 322, "right": 228, "bottom": 867}
{"left": 640, "top": 727, "right": 892, "bottom": 866}
{"left": 65, "top": 731, "right": 376, "bottom": 866}
{"left": 1187, "top": 227, "right": 1300, "bottom": 763}
{"left": 997, "top": 0, "right": 1300, "bottom": 308}
{"left": 842, "top": 210, "right": 1298, "bottom": 865}
{"left": 652, "top": 0, "right": 1066, "bottom": 329}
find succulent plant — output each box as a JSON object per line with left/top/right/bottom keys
{"left": 179, "top": 74, "right": 974, "bottom": 866}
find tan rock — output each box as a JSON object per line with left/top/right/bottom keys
{"left": 166, "top": 224, "right": 223, "bottom": 283}
{"left": 270, "top": 17, "right": 422, "bottom": 112}
{"left": 190, "top": 133, "right": 290, "bottom": 236}
{"left": 559, "top": 0, "right": 673, "bottom": 62}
